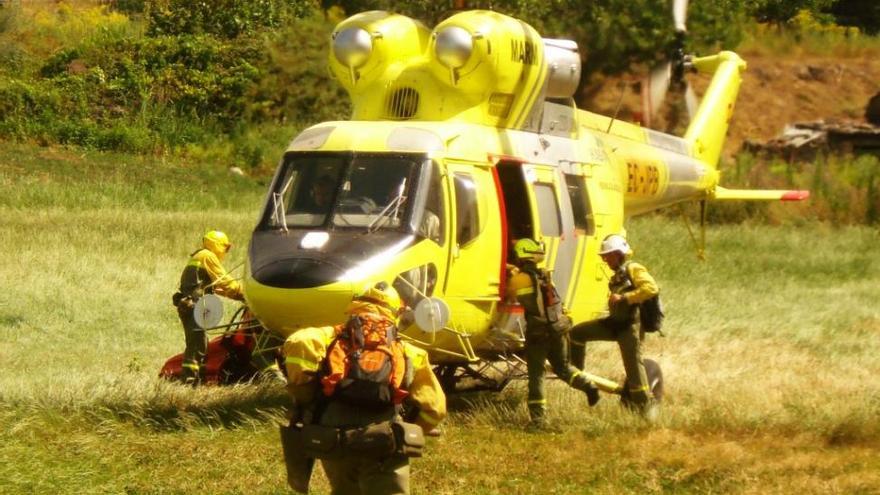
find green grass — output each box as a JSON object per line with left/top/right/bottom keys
{"left": 738, "top": 18, "right": 880, "bottom": 58}
{"left": 1, "top": 143, "right": 879, "bottom": 494}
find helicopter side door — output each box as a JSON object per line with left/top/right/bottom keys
{"left": 561, "top": 165, "right": 609, "bottom": 322}
{"left": 522, "top": 165, "right": 578, "bottom": 299}
{"left": 441, "top": 161, "right": 504, "bottom": 335}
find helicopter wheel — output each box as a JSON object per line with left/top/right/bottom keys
{"left": 619, "top": 358, "right": 664, "bottom": 408}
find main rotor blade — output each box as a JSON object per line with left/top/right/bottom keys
{"left": 673, "top": 0, "right": 689, "bottom": 33}
{"left": 685, "top": 82, "right": 699, "bottom": 121}
{"left": 648, "top": 62, "right": 672, "bottom": 119}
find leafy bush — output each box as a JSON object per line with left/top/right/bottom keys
{"left": 831, "top": 0, "right": 880, "bottom": 35}
{"left": 0, "top": 32, "right": 272, "bottom": 152}
{"left": 108, "top": 0, "right": 147, "bottom": 15}
{"left": 748, "top": 0, "right": 835, "bottom": 24}
{"left": 145, "top": 0, "right": 312, "bottom": 38}
{"left": 246, "top": 15, "right": 350, "bottom": 125}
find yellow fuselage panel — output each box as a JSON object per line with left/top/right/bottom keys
{"left": 576, "top": 110, "right": 719, "bottom": 216}
{"left": 328, "top": 10, "right": 549, "bottom": 129}
{"left": 256, "top": 115, "right": 723, "bottom": 362}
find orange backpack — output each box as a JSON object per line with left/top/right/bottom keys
{"left": 321, "top": 313, "right": 408, "bottom": 408}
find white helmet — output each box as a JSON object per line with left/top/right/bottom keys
{"left": 599, "top": 234, "right": 631, "bottom": 256}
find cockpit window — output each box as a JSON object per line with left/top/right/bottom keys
{"left": 261, "top": 153, "right": 427, "bottom": 232}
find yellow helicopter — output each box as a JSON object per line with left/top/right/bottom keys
{"left": 234, "top": 7, "right": 807, "bottom": 394}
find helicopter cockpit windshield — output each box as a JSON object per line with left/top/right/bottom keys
{"left": 259, "top": 152, "right": 430, "bottom": 233}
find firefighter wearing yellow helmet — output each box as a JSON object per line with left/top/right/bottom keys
{"left": 280, "top": 282, "right": 446, "bottom": 494}
{"left": 172, "top": 230, "right": 244, "bottom": 385}
{"left": 507, "top": 238, "right": 600, "bottom": 428}
{"left": 570, "top": 234, "right": 659, "bottom": 415}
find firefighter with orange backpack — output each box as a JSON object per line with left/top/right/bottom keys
{"left": 280, "top": 282, "right": 446, "bottom": 495}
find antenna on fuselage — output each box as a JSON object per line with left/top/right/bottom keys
{"left": 605, "top": 81, "right": 627, "bottom": 134}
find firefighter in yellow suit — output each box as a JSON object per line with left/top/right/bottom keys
{"left": 283, "top": 283, "right": 446, "bottom": 495}
{"left": 570, "top": 234, "right": 659, "bottom": 414}
{"left": 173, "top": 230, "right": 244, "bottom": 384}
{"left": 507, "top": 238, "right": 600, "bottom": 428}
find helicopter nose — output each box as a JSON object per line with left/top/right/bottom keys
{"left": 251, "top": 257, "right": 346, "bottom": 289}
{"left": 245, "top": 279, "right": 358, "bottom": 337}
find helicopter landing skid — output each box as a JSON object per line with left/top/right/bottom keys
{"left": 434, "top": 354, "right": 528, "bottom": 393}
{"left": 435, "top": 356, "right": 664, "bottom": 413}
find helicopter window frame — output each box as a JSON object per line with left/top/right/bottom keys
{"left": 564, "top": 173, "right": 595, "bottom": 236}
{"left": 532, "top": 182, "right": 562, "bottom": 237}
{"left": 415, "top": 161, "right": 446, "bottom": 246}
{"left": 452, "top": 171, "right": 481, "bottom": 248}
{"left": 256, "top": 151, "right": 430, "bottom": 233}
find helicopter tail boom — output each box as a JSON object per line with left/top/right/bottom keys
{"left": 683, "top": 52, "right": 747, "bottom": 169}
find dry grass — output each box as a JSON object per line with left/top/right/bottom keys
{"left": 1, "top": 143, "right": 879, "bottom": 493}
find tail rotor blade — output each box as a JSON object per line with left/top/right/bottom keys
{"left": 648, "top": 62, "right": 672, "bottom": 119}
{"left": 685, "top": 82, "right": 699, "bottom": 121}
{"left": 673, "top": 0, "right": 689, "bottom": 33}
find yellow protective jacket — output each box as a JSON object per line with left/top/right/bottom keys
{"left": 619, "top": 262, "right": 659, "bottom": 305}
{"left": 178, "top": 248, "right": 243, "bottom": 300}
{"left": 283, "top": 309, "right": 447, "bottom": 431}
{"left": 607, "top": 260, "right": 659, "bottom": 323}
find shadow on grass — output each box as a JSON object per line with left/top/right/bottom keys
{"left": 92, "top": 381, "right": 291, "bottom": 431}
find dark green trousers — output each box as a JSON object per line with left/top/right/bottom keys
{"left": 570, "top": 318, "right": 651, "bottom": 405}
{"left": 318, "top": 402, "right": 410, "bottom": 495}
{"left": 321, "top": 454, "right": 410, "bottom": 495}
{"left": 177, "top": 305, "right": 205, "bottom": 384}
{"left": 525, "top": 329, "right": 592, "bottom": 421}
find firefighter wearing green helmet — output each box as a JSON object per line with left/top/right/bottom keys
{"left": 507, "top": 238, "right": 600, "bottom": 428}
{"left": 172, "top": 230, "right": 244, "bottom": 385}
{"left": 569, "top": 234, "right": 659, "bottom": 415}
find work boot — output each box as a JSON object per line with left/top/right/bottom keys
{"left": 526, "top": 417, "right": 561, "bottom": 433}
{"left": 526, "top": 417, "right": 547, "bottom": 432}
{"left": 582, "top": 382, "right": 601, "bottom": 407}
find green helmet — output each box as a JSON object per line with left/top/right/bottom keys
{"left": 513, "top": 238, "right": 545, "bottom": 261}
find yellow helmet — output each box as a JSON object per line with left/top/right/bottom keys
{"left": 203, "top": 230, "right": 232, "bottom": 258}
{"left": 513, "top": 238, "right": 545, "bottom": 262}
{"left": 353, "top": 281, "right": 402, "bottom": 314}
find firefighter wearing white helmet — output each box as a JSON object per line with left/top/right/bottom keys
{"left": 570, "top": 234, "right": 659, "bottom": 414}
{"left": 172, "top": 230, "right": 244, "bottom": 385}
{"left": 507, "top": 238, "right": 600, "bottom": 428}
{"left": 280, "top": 282, "right": 446, "bottom": 494}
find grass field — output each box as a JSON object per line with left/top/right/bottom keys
{"left": 1, "top": 143, "right": 879, "bottom": 494}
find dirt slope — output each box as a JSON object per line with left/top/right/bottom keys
{"left": 725, "top": 52, "right": 880, "bottom": 152}
{"left": 586, "top": 52, "right": 880, "bottom": 157}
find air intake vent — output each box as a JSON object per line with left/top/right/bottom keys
{"left": 385, "top": 87, "right": 419, "bottom": 120}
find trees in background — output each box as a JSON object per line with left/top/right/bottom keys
{"left": 0, "top": 0, "right": 876, "bottom": 159}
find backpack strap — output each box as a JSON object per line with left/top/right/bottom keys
{"left": 521, "top": 265, "right": 547, "bottom": 320}
{"left": 621, "top": 260, "right": 633, "bottom": 281}
{"left": 350, "top": 316, "right": 365, "bottom": 348}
